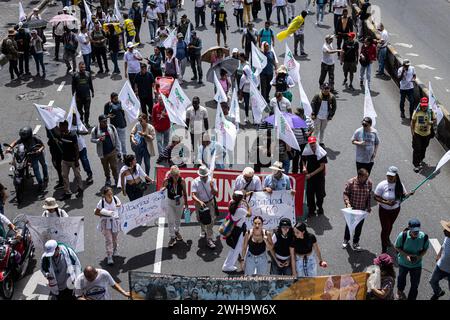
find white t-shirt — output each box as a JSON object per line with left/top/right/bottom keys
{"left": 397, "top": 66, "right": 416, "bottom": 90}
{"left": 156, "top": 0, "right": 167, "bottom": 12}
{"left": 234, "top": 175, "right": 262, "bottom": 192}
{"left": 321, "top": 43, "right": 335, "bottom": 65}
{"left": 191, "top": 177, "right": 217, "bottom": 203}
{"left": 77, "top": 32, "right": 91, "bottom": 55}
{"left": 74, "top": 269, "right": 115, "bottom": 300}
{"left": 232, "top": 205, "right": 248, "bottom": 228}
{"left": 124, "top": 50, "right": 142, "bottom": 74}
{"left": 379, "top": 29, "right": 389, "bottom": 48}
{"left": 195, "top": 0, "right": 206, "bottom": 7}
{"left": 96, "top": 196, "right": 121, "bottom": 233}
{"left": 146, "top": 6, "right": 158, "bottom": 20}
{"left": 186, "top": 105, "right": 208, "bottom": 134}
{"left": 317, "top": 100, "right": 329, "bottom": 120}
{"left": 333, "top": 0, "right": 348, "bottom": 15}
{"left": 374, "top": 180, "right": 406, "bottom": 210}
{"left": 275, "top": 0, "right": 286, "bottom": 6}
{"left": 233, "top": 0, "right": 244, "bottom": 9}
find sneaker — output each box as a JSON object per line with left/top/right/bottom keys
{"left": 331, "top": 89, "right": 338, "bottom": 95}
{"left": 400, "top": 112, "right": 406, "bottom": 119}
{"left": 191, "top": 76, "right": 198, "bottom": 81}
{"left": 300, "top": 52, "right": 307, "bottom": 56}
{"left": 175, "top": 231, "right": 183, "bottom": 241}
{"left": 199, "top": 231, "right": 206, "bottom": 238}
{"left": 222, "top": 266, "right": 238, "bottom": 272}
{"left": 413, "top": 166, "right": 420, "bottom": 173}
{"left": 349, "top": 84, "right": 355, "bottom": 91}
{"left": 168, "top": 237, "right": 177, "bottom": 247}
{"left": 86, "top": 175, "right": 94, "bottom": 184}
{"left": 207, "top": 239, "right": 216, "bottom": 249}
{"left": 319, "top": 142, "right": 325, "bottom": 147}
{"left": 107, "top": 256, "right": 114, "bottom": 265}
{"left": 352, "top": 243, "right": 362, "bottom": 251}
{"left": 430, "top": 290, "right": 445, "bottom": 300}
{"left": 342, "top": 240, "right": 349, "bottom": 249}
{"left": 54, "top": 182, "right": 64, "bottom": 190}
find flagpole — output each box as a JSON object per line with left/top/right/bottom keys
{"left": 401, "top": 171, "right": 436, "bottom": 203}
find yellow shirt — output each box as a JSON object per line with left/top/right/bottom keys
{"left": 124, "top": 19, "right": 136, "bottom": 36}
{"left": 412, "top": 109, "right": 435, "bottom": 136}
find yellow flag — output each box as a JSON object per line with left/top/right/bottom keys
{"left": 276, "top": 15, "right": 305, "bottom": 42}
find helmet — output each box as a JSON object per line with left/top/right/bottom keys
{"left": 19, "top": 126, "right": 33, "bottom": 140}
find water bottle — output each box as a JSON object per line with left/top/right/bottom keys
{"left": 183, "top": 208, "right": 191, "bottom": 223}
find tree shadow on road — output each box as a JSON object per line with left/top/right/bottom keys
{"left": 101, "top": 255, "right": 127, "bottom": 283}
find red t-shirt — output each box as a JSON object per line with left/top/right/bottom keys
{"left": 152, "top": 102, "right": 171, "bottom": 132}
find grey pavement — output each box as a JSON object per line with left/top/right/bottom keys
{"left": 0, "top": 1, "right": 449, "bottom": 301}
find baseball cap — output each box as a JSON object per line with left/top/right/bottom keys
{"left": 308, "top": 136, "right": 317, "bottom": 144}
{"left": 43, "top": 240, "right": 58, "bottom": 257}
{"left": 325, "top": 34, "right": 335, "bottom": 41}
{"left": 348, "top": 32, "right": 356, "bottom": 39}
{"left": 408, "top": 218, "right": 421, "bottom": 232}
{"left": 403, "top": 59, "right": 411, "bottom": 66}
{"left": 362, "top": 116, "right": 372, "bottom": 125}
{"left": 219, "top": 2, "right": 225, "bottom": 8}
{"left": 386, "top": 166, "right": 398, "bottom": 177}
{"left": 126, "top": 41, "right": 134, "bottom": 48}
{"left": 420, "top": 97, "right": 428, "bottom": 107}
{"left": 279, "top": 218, "right": 292, "bottom": 228}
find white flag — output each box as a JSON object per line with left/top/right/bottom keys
{"left": 271, "top": 44, "right": 279, "bottom": 64}
{"left": 163, "top": 28, "right": 178, "bottom": 55}
{"left": 274, "top": 104, "right": 300, "bottom": 150}
{"left": 161, "top": 92, "right": 187, "bottom": 127}
{"left": 83, "top": 0, "right": 93, "bottom": 30}
{"left": 215, "top": 102, "right": 237, "bottom": 151}
{"left": 185, "top": 22, "right": 192, "bottom": 45}
{"left": 249, "top": 77, "right": 267, "bottom": 124}
{"left": 209, "top": 148, "right": 216, "bottom": 177}
{"left": 168, "top": 79, "right": 191, "bottom": 118}
{"left": 67, "top": 95, "right": 88, "bottom": 132}
{"left": 230, "top": 88, "right": 241, "bottom": 124}
{"left": 114, "top": 0, "right": 123, "bottom": 23}
{"left": 364, "top": 79, "right": 377, "bottom": 127}
{"left": 213, "top": 72, "right": 228, "bottom": 103}
{"left": 251, "top": 42, "right": 267, "bottom": 76}
{"left": 341, "top": 208, "right": 369, "bottom": 239}
{"left": 119, "top": 80, "right": 141, "bottom": 123}
{"left": 429, "top": 81, "right": 443, "bottom": 124}
{"left": 19, "top": 1, "right": 27, "bottom": 23}
{"left": 34, "top": 104, "right": 66, "bottom": 129}
{"left": 298, "top": 76, "right": 312, "bottom": 117}
{"left": 284, "top": 43, "right": 300, "bottom": 83}
{"left": 434, "top": 150, "right": 450, "bottom": 174}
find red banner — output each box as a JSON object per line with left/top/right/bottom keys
{"left": 156, "top": 168, "right": 305, "bottom": 217}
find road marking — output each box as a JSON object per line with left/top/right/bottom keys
{"left": 33, "top": 125, "right": 41, "bottom": 135}
{"left": 406, "top": 53, "right": 419, "bottom": 57}
{"left": 44, "top": 42, "right": 55, "bottom": 48}
{"left": 434, "top": 76, "right": 444, "bottom": 80}
{"left": 19, "top": 271, "right": 50, "bottom": 300}
{"left": 48, "top": 100, "right": 54, "bottom": 107}
{"left": 416, "top": 64, "right": 436, "bottom": 70}
{"left": 152, "top": 217, "right": 165, "bottom": 273}
{"left": 394, "top": 42, "right": 413, "bottom": 49}
{"left": 446, "top": 88, "right": 450, "bottom": 93}
{"left": 57, "top": 81, "right": 65, "bottom": 92}
{"left": 430, "top": 238, "right": 441, "bottom": 255}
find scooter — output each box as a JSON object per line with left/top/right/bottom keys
{"left": 0, "top": 214, "right": 35, "bottom": 299}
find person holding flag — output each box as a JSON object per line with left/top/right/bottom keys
{"left": 342, "top": 168, "right": 373, "bottom": 251}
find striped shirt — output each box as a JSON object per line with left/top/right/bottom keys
{"left": 293, "top": 116, "right": 314, "bottom": 146}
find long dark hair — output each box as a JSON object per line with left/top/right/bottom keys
{"left": 293, "top": 222, "right": 309, "bottom": 238}
{"left": 394, "top": 174, "right": 404, "bottom": 201}
{"left": 380, "top": 264, "right": 396, "bottom": 279}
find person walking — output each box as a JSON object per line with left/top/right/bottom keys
{"left": 258, "top": 21, "right": 275, "bottom": 47}
{"left": 42, "top": 197, "right": 69, "bottom": 217}
{"left": 292, "top": 106, "right": 314, "bottom": 174}
{"left": 30, "top": 29, "right": 46, "bottom": 78}
{"left": 374, "top": 166, "right": 414, "bottom": 253}
{"left": 243, "top": 0, "right": 253, "bottom": 25}
{"left": 160, "top": 165, "right": 189, "bottom": 248}
{"left": 242, "top": 216, "right": 273, "bottom": 275}
{"left": 290, "top": 222, "right": 327, "bottom": 277}
{"left": 105, "top": 24, "right": 120, "bottom": 74}
{"left": 286, "top": 0, "right": 296, "bottom": 23}
{"left": 275, "top": 0, "right": 288, "bottom": 27}
{"left": 164, "top": 47, "right": 180, "bottom": 79}
{"left": 175, "top": 33, "right": 189, "bottom": 83}
{"left": 270, "top": 65, "right": 295, "bottom": 102}
{"left": 270, "top": 218, "right": 294, "bottom": 275}
{"left": 411, "top": 97, "right": 436, "bottom": 172}
{"left": 134, "top": 63, "right": 155, "bottom": 115}
{"left": 104, "top": 92, "right": 128, "bottom": 158}
{"left": 233, "top": 0, "right": 244, "bottom": 32}
{"left": 188, "top": 31, "right": 203, "bottom": 84}
{"left": 215, "top": 3, "right": 229, "bottom": 47}
{"left": 351, "top": 116, "right": 379, "bottom": 175}
{"left": 395, "top": 219, "right": 430, "bottom": 300}
{"left": 194, "top": 0, "right": 207, "bottom": 28}
{"left": 359, "top": 37, "right": 377, "bottom": 89}
{"left": 2, "top": 29, "right": 21, "bottom": 81}
{"left": 429, "top": 220, "right": 450, "bottom": 300}
{"left": 239, "top": 65, "right": 254, "bottom": 124}
{"left": 397, "top": 59, "right": 416, "bottom": 119}
{"left": 340, "top": 31, "right": 358, "bottom": 90}
{"left": 90, "top": 23, "right": 109, "bottom": 73}
{"left": 152, "top": 95, "right": 171, "bottom": 155}
{"left": 72, "top": 61, "right": 94, "bottom": 127}
{"left": 310, "top": 83, "right": 337, "bottom": 147}
{"left": 147, "top": 46, "right": 163, "bottom": 77}
{"left": 375, "top": 23, "right": 389, "bottom": 76}
{"left": 130, "top": 113, "right": 156, "bottom": 175}
{"left": 62, "top": 27, "right": 78, "bottom": 74}
{"left": 263, "top": 161, "right": 296, "bottom": 194}
{"left": 269, "top": 92, "right": 291, "bottom": 113}
{"left": 70, "top": 111, "right": 93, "bottom": 186}
{"left": 192, "top": 166, "right": 218, "bottom": 249}
{"left": 342, "top": 168, "right": 372, "bottom": 251}
{"left": 335, "top": 8, "right": 352, "bottom": 51}
{"left": 315, "top": 0, "right": 327, "bottom": 25}
{"left": 185, "top": 96, "right": 209, "bottom": 160}
{"left": 293, "top": 19, "right": 306, "bottom": 56}
{"left": 260, "top": 42, "right": 277, "bottom": 102}
{"left": 129, "top": 0, "right": 143, "bottom": 44}
{"left": 90, "top": 114, "right": 121, "bottom": 187}
{"left": 123, "top": 13, "right": 137, "bottom": 43}
{"left": 77, "top": 26, "right": 92, "bottom": 72}
{"left": 144, "top": 1, "right": 159, "bottom": 43}
{"left": 94, "top": 187, "right": 121, "bottom": 265}
{"left": 15, "top": 23, "right": 31, "bottom": 75}
{"left": 332, "top": 0, "right": 348, "bottom": 33}
{"left": 119, "top": 154, "right": 153, "bottom": 201}
{"left": 124, "top": 42, "right": 143, "bottom": 88}
{"left": 319, "top": 34, "right": 342, "bottom": 94}
{"left": 40, "top": 240, "right": 81, "bottom": 300}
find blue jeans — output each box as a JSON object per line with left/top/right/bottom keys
{"left": 397, "top": 265, "right": 422, "bottom": 300}
{"left": 400, "top": 88, "right": 415, "bottom": 116}
{"left": 244, "top": 252, "right": 269, "bottom": 276}
{"left": 79, "top": 148, "right": 92, "bottom": 176}
{"left": 142, "top": 0, "right": 149, "bottom": 14}
{"left": 377, "top": 47, "right": 387, "bottom": 74}
{"left": 136, "top": 145, "right": 151, "bottom": 175}
{"left": 316, "top": 4, "right": 325, "bottom": 22}
{"left": 360, "top": 63, "right": 372, "bottom": 87}
{"left": 282, "top": 159, "right": 290, "bottom": 174}
{"left": 31, "top": 153, "right": 48, "bottom": 185}
{"left": 295, "top": 254, "right": 317, "bottom": 277}
{"left": 148, "top": 20, "right": 157, "bottom": 41}
{"left": 429, "top": 265, "right": 450, "bottom": 296}
{"left": 270, "top": 259, "right": 292, "bottom": 275}
{"left": 33, "top": 52, "right": 45, "bottom": 74}
{"left": 110, "top": 51, "right": 120, "bottom": 73}
{"left": 156, "top": 130, "right": 170, "bottom": 155}
{"left": 82, "top": 53, "right": 91, "bottom": 72}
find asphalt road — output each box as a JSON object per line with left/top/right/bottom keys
{"left": 0, "top": 1, "right": 449, "bottom": 300}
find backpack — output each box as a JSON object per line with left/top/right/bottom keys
{"left": 399, "top": 228, "right": 429, "bottom": 252}
{"left": 1, "top": 38, "right": 11, "bottom": 55}
{"left": 219, "top": 214, "right": 235, "bottom": 238}
{"left": 101, "top": 196, "right": 119, "bottom": 209}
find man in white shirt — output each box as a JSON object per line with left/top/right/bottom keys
{"left": 332, "top": 0, "right": 348, "bottom": 32}
{"left": 234, "top": 167, "right": 262, "bottom": 195}
{"left": 196, "top": 134, "right": 225, "bottom": 169}
{"left": 124, "top": 42, "right": 143, "bottom": 88}
{"left": 376, "top": 23, "right": 389, "bottom": 76}
{"left": 275, "top": 0, "right": 288, "bottom": 27}
{"left": 75, "top": 266, "right": 130, "bottom": 300}
{"left": 397, "top": 59, "right": 416, "bottom": 119}
{"left": 185, "top": 96, "right": 209, "bottom": 160}
{"left": 319, "top": 34, "right": 342, "bottom": 94}
{"left": 78, "top": 26, "right": 92, "bottom": 72}
{"left": 270, "top": 92, "right": 292, "bottom": 113}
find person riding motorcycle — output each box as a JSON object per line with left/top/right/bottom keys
{"left": 5, "top": 126, "right": 49, "bottom": 191}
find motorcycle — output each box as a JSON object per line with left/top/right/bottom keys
{"left": 0, "top": 214, "right": 35, "bottom": 299}
{"left": 3, "top": 143, "right": 41, "bottom": 205}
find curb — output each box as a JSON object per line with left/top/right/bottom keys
{"left": 349, "top": 0, "right": 450, "bottom": 149}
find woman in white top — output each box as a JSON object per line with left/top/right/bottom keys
{"left": 42, "top": 197, "right": 69, "bottom": 217}
{"left": 374, "top": 166, "right": 414, "bottom": 253}
{"left": 119, "top": 154, "right": 154, "bottom": 202}
{"left": 130, "top": 113, "right": 156, "bottom": 175}
{"left": 95, "top": 187, "right": 122, "bottom": 265}
{"left": 222, "top": 191, "right": 251, "bottom": 272}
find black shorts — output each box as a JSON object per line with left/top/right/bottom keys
{"left": 215, "top": 24, "right": 226, "bottom": 35}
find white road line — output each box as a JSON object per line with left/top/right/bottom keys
{"left": 416, "top": 64, "right": 436, "bottom": 70}
{"left": 57, "top": 81, "right": 65, "bottom": 92}
{"left": 394, "top": 42, "right": 413, "bottom": 49}
{"left": 153, "top": 217, "right": 165, "bottom": 273}
{"left": 434, "top": 76, "right": 444, "bottom": 80}
{"left": 48, "top": 100, "right": 54, "bottom": 107}
{"left": 33, "top": 125, "right": 41, "bottom": 135}
{"left": 19, "top": 271, "right": 50, "bottom": 300}
{"left": 406, "top": 53, "right": 419, "bottom": 57}
{"left": 430, "top": 238, "right": 441, "bottom": 255}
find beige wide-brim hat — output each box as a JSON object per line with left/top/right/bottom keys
{"left": 269, "top": 161, "right": 284, "bottom": 172}
{"left": 441, "top": 220, "right": 450, "bottom": 233}
{"left": 43, "top": 197, "right": 59, "bottom": 210}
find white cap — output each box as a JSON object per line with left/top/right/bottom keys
{"left": 63, "top": 6, "right": 69, "bottom": 11}
{"left": 386, "top": 166, "right": 398, "bottom": 177}
{"left": 232, "top": 48, "right": 239, "bottom": 54}
{"left": 126, "top": 42, "right": 134, "bottom": 48}
{"left": 43, "top": 240, "right": 58, "bottom": 257}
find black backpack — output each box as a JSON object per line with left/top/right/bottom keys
{"left": 399, "top": 227, "right": 429, "bottom": 252}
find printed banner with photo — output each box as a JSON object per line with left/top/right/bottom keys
{"left": 129, "top": 271, "right": 368, "bottom": 300}
{"left": 26, "top": 216, "right": 84, "bottom": 252}
{"left": 156, "top": 168, "right": 305, "bottom": 216}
